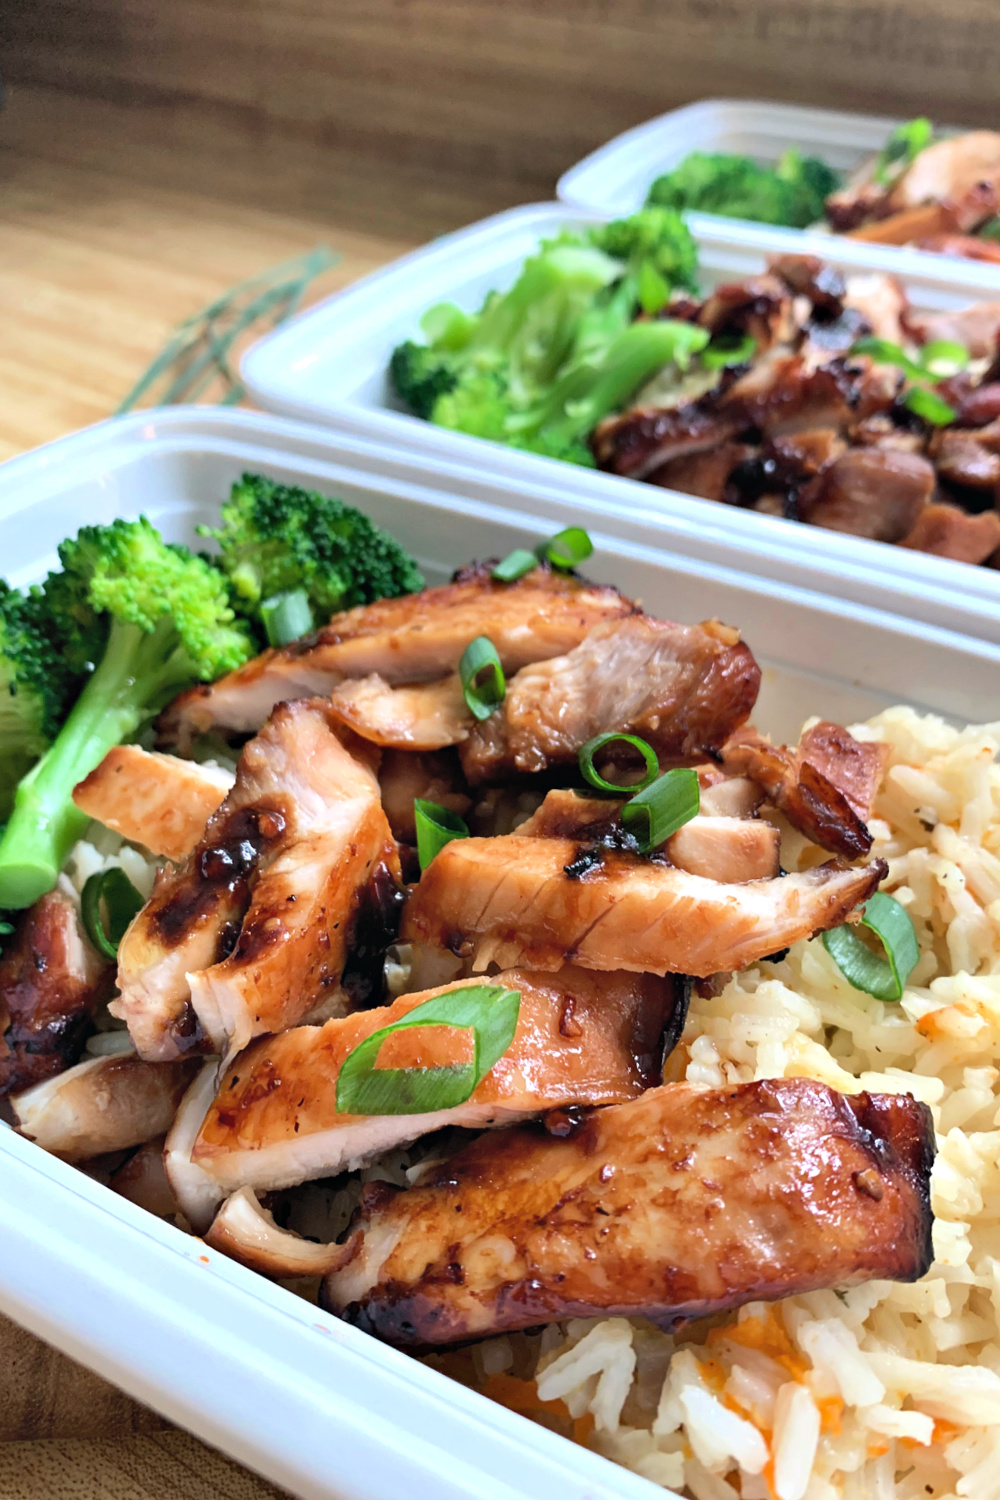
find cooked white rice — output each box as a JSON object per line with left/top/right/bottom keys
{"left": 463, "top": 708, "right": 1000, "bottom": 1500}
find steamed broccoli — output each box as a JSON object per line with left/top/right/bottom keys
{"left": 0, "top": 582, "right": 77, "bottom": 821}
{"left": 647, "top": 150, "right": 840, "bottom": 229}
{"left": 200, "top": 475, "right": 425, "bottom": 641}
{"left": 0, "top": 519, "right": 255, "bottom": 909}
{"left": 389, "top": 208, "right": 703, "bottom": 463}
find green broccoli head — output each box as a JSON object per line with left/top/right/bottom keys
{"left": 647, "top": 151, "right": 839, "bottom": 230}
{"left": 202, "top": 475, "right": 425, "bottom": 630}
{"left": 589, "top": 207, "right": 700, "bottom": 294}
{"left": 0, "top": 582, "right": 76, "bottom": 819}
{"left": 47, "top": 517, "right": 253, "bottom": 685}
{"left": 389, "top": 340, "right": 459, "bottom": 420}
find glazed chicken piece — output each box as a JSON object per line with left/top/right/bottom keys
{"left": 329, "top": 673, "right": 470, "bottom": 750}
{"left": 378, "top": 749, "right": 471, "bottom": 846}
{"left": 158, "top": 564, "right": 633, "bottom": 750}
{"left": 114, "top": 701, "right": 399, "bottom": 1063}
{"left": 108, "top": 1136, "right": 178, "bottom": 1218}
{"left": 648, "top": 442, "right": 757, "bottom": 501}
{"left": 892, "top": 132, "right": 1000, "bottom": 218}
{"left": 592, "top": 404, "right": 747, "bottom": 482}
{"left": 797, "top": 448, "right": 935, "bottom": 543}
{"left": 931, "top": 427, "right": 1000, "bottom": 489}
{"left": 322, "top": 1077, "right": 935, "bottom": 1346}
{"left": 721, "top": 723, "right": 889, "bottom": 859}
{"left": 206, "top": 1187, "right": 356, "bottom": 1279}
{"left": 905, "top": 302, "right": 1000, "bottom": 361}
{"left": 11, "top": 1052, "right": 198, "bottom": 1161}
{"left": 901, "top": 503, "right": 1000, "bottom": 564}
{"left": 460, "top": 616, "right": 760, "bottom": 782}
{"left": 0, "top": 892, "right": 112, "bottom": 1096}
{"left": 187, "top": 968, "right": 681, "bottom": 1212}
{"left": 400, "top": 834, "right": 885, "bottom": 977}
{"left": 516, "top": 788, "right": 779, "bottom": 884}
{"left": 73, "top": 746, "right": 234, "bottom": 861}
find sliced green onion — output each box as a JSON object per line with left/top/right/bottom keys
{"left": 874, "top": 117, "right": 933, "bottom": 185}
{"left": 81, "top": 868, "right": 145, "bottom": 962}
{"left": 579, "top": 732, "right": 659, "bottom": 794}
{"left": 919, "top": 340, "right": 969, "bottom": 378}
{"left": 621, "top": 767, "right": 700, "bottom": 854}
{"left": 702, "top": 332, "right": 757, "bottom": 370}
{"left": 851, "top": 337, "right": 927, "bottom": 380}
{"left": 822, "top": 891, "right": 919, "bottom": 1002}
{"left": 460, "top": 636, "right": 506, "bottom": 721}
{"left": 492, "top": 548, "right": 538, "bottom": 583}
{"left": 638, "top": 261, "right": 672, "bottom": 317}
{"left": 980, "top": 216, "right": 1000, "bottom": 245}
{"left": 260, "top": 588, "right": 315, "bottom": 647}
{"left": 414, "top": 799, "right": 469, "bottom": 870}
{"left": 336, "top": 983, "right": 521, "bottom": 1115}
{"left": 544, "top": 527, "right": 594, "bottom": 570}
{"left": 903, "top": 386, "right": 956, "bottom": 426}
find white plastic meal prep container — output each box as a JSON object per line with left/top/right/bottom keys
{"left": 2, "top": 406, "right": 999, "bottom": 1500}
{"left": 555, "top": 98, "right": 973, "bottom": 242}
{"left": 241, "top": 202, "right": 1000, "bottom": 645}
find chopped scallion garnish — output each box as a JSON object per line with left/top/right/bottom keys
{"left": 851, "top": 337, "right": 927, "bottom": 380}
{"left": 335, "top": 983, "right": 522, "bottom": 1115}
{"left": 919, "top": 340, "right": 969, "bottom": 378}
{"left": 460, "top": 635, "right": 506, "bottom": 720}
{"left": 544, "top": 527, "right": 594, "bottom": 570}
{"left": 81, "top": 868, "right": 145, "bottom": 961}
{"left": 491, "top": 548, "right": 539, "bottom": 583}
{"left": 579, "top": 732, "right": 659, "bottom": 795}
{"left": 874, "top": 117, "right": 933, "bottom": 185}
{"left": 260, "top": 588, "right": 315, "bottom": 647}
{"left": 414, "top": 799, "right": 470, "bottom": 870}
{"left": 702, "top": 332, "right": 757, "bottom": 370}
{"left": 903, "top": 386, "right": 956, "bottom": 426}
{"left": 822, "top": 891, "right": 919, "bottom": 1002}
{"left": 621, "top": 767, "right": 700, "bottom": 854}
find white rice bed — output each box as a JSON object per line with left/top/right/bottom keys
{"left": 484, "top": 708, "right": 1000, "bottom": 1500}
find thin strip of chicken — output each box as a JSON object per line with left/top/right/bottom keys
{"left": 322, "top": 1077, "right": 935, "bottom": 1346}
{"left": 328, "top": 673, "right": 471, "bottom": 750}
{"left": 73, "top": 745, "right": 234, "bottom": 861}
{"left": 460, "top": 615, "right": 760, "bottom": 782}
{"left": 11, "top": 1051, "right": 198, "bottom": 1161}
{"left": 191, "top": 967, "right": 680, "bottom": 1202}
{"left": 158, "top": 564, "right": 633, "bottom": 750}
{"left": 400, "top": 835, "right": 885, "bottom": 977}
{"left": 114, "top": 701, "right": 395, "bottom": 1063}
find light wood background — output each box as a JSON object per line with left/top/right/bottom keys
{"left": 1, "top": 1, "right": 999, "bottom": 1492}
{"left": 3, "top": 0, "right": 1000, "bottom": 197}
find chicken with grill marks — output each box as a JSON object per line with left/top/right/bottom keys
{"left": 322, "top": 1077, "right": 935, "bottom": 1346}
{"left": 157, "top": 563, "right": 633, "bottom": 751}
{"left": 114, "top": 700, "right": 399, "bottom": 1064}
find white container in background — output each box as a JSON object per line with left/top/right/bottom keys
{"left": 242, "top": 202, "right": 1000, "bottom": 644}
{"left": 555, "top": 98, "right": 971, "bottom": 238}
{"left": 1, "top": 405, "right": 999, "bottom": 1500}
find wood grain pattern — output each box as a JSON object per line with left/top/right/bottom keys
{"left": 3, "top": 0, "right": 1000, "bottom": 192}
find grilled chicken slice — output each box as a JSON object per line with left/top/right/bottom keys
{"left": 0, "top": 892, "right": 112, "bottom": 1096}
{"left": 721, "top": 724, "right": 887, "bottom": 859}
{"left": 157, "top": 564, "right": 633, "bottom": 750}
{"left": 460, "top": 616, "right": 760, "bottom": 782}
{"left": 206, "top": 1187, "right": 358, "bottom": 1279}
{"left": 400, "top": 835, "right": 885, "bottom": 977}
{"left": 901, "top": 503, "right": 1000, "bottom": 564}
{"left": 798, "top": 449, "right": 935, "bottom": 542}
{"left": 516, "top": 788, "right": 778, "bottom": 884}
{"left": 378, "top": 749, "right": 471, "bottom": 846}
{"left": 108, "top": 1136, "right": 178, "bottom": 1218}
{"left": 11, "top": 1052, "right": 198, "bottom": 1161}
{"left": 114, "top": 701, "right": 397, "bottom": 1063}
{"left": 322, "top": 1077, "right": 935, "bottom": 1346}
{"left": 329, "top": 673, "right": 470, "bottom": 750}
{"left": 73, "top": 747, "right": 234, "bottom": 861}
{"left": 190, "top": 968, "right": 680, "bottom": 1205}
{"left": 905, "top": 302, "right": 1000, "bottom": 362}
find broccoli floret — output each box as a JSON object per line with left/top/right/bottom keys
{"left": 201, "top": 475, "right": 425, "bottom": 636}
{"left": 0, "top": 518, "right": 255, "bottom": 909}
{"left": 390, "top": 209, "right": 702, "bottom": 464}
{"left": 0, "top": 582, "right": 77, "bottom": 820}
{"left": 647, "top": 150, "right": 839, "bottom": 229}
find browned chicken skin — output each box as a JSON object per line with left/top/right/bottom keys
{"left": 322, "top": 1077, "right": 935, "bottom": 1347}
{"left": 0, "top": 892, "right": 112, "bottom": 1096}
{"left": 461, "top": 616, "right": 760, "bottom": 782}
{"left": 158, "top": 564, "right": 633, "bottom": 750}
{"left": 401, "top": 834, "right": 885, "bottom": 977}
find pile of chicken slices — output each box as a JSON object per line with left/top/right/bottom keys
{"left": 1, "top": 559, "right": 935, "bottom": 1346}
{"left": 595, "top": 252, "right": 1000, "bottom": 567}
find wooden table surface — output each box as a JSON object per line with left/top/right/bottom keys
{"left": 0, "top": 80, "right": 522, "bottom": 1496}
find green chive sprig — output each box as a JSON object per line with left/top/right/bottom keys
{"left": 81, "top": 868, "right": 145, "bottom": 961}
{"left": 822, "top": 891, "right": 919, "bottom": 1002}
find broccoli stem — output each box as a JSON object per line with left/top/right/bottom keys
{"left": 0, "top": 618, "right": 178, "bottom": 908}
